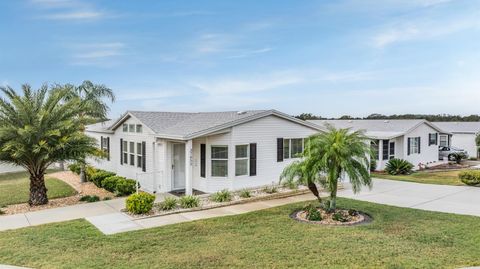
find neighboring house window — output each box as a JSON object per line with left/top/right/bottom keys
{"left": 129, "top": 142, "right": 135, "bottom": 166}
{"left": 128, "top": 124, "right": 135, "bottom": 132}
{"left": 370, "top": 140, "right": 379, "bottom": 160}
{"left": 409, "top": 137, "right": 420, "bottom": 154}
{"left": 136, "top": 142, "right": 143, "bottom": 168}
{"left": 235, "top": 145, "right": 249, "bottom": 176}
{"left": 136, "top": 124, "right": 142, "bottom": 133}
{"left": 122, "top": 140, "right": 128, "bottom": 164}
{"left": 123, "top": 124, "right": 128, "bottom": 132}
{"left": 382, "top": 140, "right": 389, "bottom": 160}
{"left": 211, "top": 146, "right": 228, "bottom": 177}
{"left": 439, "top": 135, "right": 448, "bottom": 147}
{"left": 429, "top": 133, "right": 438, "bottom": 146}
{"left": 283, "top": 138, "right": 304, "bottom": 159}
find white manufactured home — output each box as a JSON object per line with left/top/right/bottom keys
{"left": 309, "top": 119, "right": 450, "bottom": 170}
{"left": 85, "top": 110, "right": 324, "bottom": 195}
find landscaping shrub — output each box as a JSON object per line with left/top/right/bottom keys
{"left": 303, "top": 204, "right": 322, "bottom": 221}
{"left": 263, "top": 185, "right": 278, "bottom": 194}
{"left": 385, "top": 159, "right": 414, "bottom": 175}
{"left": 103, "top": 197, "right": 111, "bottom": 201}
{"left": 115, "top": 178, "right": 137, "bottom": 196}
{"left": 0, "top": 208, "right": 4, "bottom": 215}
{"left": 68, "top": 162, "right": 81, "bottom": 174}
{"left": 102, "top": 176, "right": 125, "bottom": 192}
{"left": 89, "top": 170, "right": 116, "bottom": 187}
{"left": 451, "top": 152, "right": 467, "bottom": 164}
{"left": 239, "top": 189, "right": 251, "bottom": 198}
{"left": 85, "top": 165, "right": 97, "bottom": 181}
{"left": 459, "top": 170, "right": 480, "bottom": 186}
{"left": 348, "top": 209, "right": 359, "bottom": 216}
{"left": 282, "top": 178, "right": 298, "bottom": 190}
{"left": 370, "top": 158, "right": 377, "bottom": 172}
{"left": 210, "top": 189, "right": 232, "bottom": 203}
{"left": 179, "top": 195, "right": 200, "bottom": 208}
{"left": 332, "top": 211, "right": 349, "bottom": 222}
{"left": 126, "top": 192, "right": 155, "bottom": 214}
{"left": 159, "top": 197, "right": 178, "bottom": 211}
{"left": 79, "top": 195, "right": 100, "bottom": 203}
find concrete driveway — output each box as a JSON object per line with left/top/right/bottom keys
{"left": 339, "top": 178, "right": 480, "bottom": 217}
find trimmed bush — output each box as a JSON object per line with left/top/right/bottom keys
{"left": 85, "top": 165, "right": 97, "bottom": 181}
{"left": 451, "top": 152, "right": 467, "bottom": 164}
{"left": 102, "top": 176, "right": 125, "bottom": 192}
{"left": 116, "top": 179, "right": 137, "bottom": 196}
{"left": 332, "top": 211, "right": 349, "bottom": 222}
{"left": 210, "top": 189, "right": 232, "bottom": 203}
{"left": 282, "top": 178, "right": 298, "bottom": 190}
{"left": 68, "top": 162, "right": 81, "bottom": 174}
{"left": 159, "top": 197, "right": 178, "bottom": 211}
{"left": 179, "top": 195, "right": 200, "bottom": 208}
{"left": 303, "top": 204, "right": 322, "bottom": 221}
{"left": 385, "top": 159, "right": 414, "bottom": 175}
{"left": 90, "top": 170, "right": 116, "bottom": 187}
{"left": 126, "top": 192, "right": 155, "bottom": 214}
{"left": 79, "top": 195, "right": 100, "bottom": 203}
{"left": 370, "top": 158, "right": 377, "bottom": 172}
{"left": 459, "top": 170, "right": 480, "bottom": 186}
{"left": 239, "top": 189, "right": 251, "bottom": 198}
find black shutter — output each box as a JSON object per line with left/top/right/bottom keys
{"left": 407, "top": 138, "right": 411, "bottom": 155}
{"left": 448, "top": 135, "right": 451, "bottom": 147}
{"left": 120, "top": 138, "right": 123, "bottom": 164}
{"left": 200, "top": 144, "right": 206, "bottom": 178}
{"left": 436, "top": 133, "right": 438, "bottom": 145}
{"left": 142, "top": 141, "right": 146, "bottom": 172}
{"left": 107, "top": 137, "right": 110, "bottom": 161}
{"left": 418, "top": 137, "right": 421, "bottom": 154}
{"left": 249, "top": 143, "right": 257, "bottom": 176}
{"left": 382, "top": 140, "right": 389, "bottom": 160}
{"left": 277, "top": 138, "right": 284, "bottom": 162}
{"left": 100, "top": 136, "right": 104, "bottom": 150}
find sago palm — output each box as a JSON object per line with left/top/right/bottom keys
{"left": 0, "top": 85, "right": 98, "bottom": 205}
{"left": 281, "top": 125, "right": 372, "bottom": 211}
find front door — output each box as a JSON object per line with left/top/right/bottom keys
{"left": 172, "top": 143, "right": 186, "bottom": 190}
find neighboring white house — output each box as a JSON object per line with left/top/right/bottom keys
{"left": 308, "top": 119, "right": 450, "bottom": 170}
{"left": 85, "top": 110, "right": 324, "bottom": 195}
{"left": 433, "top": 122, "right": 480, "bottom": 158}
{"left": 0, "top": 163, "right": 24, "bottom": 174}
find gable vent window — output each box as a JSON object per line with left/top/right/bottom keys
{"left": 122, "top": 124, "right": 128, "bottom": 132}
{"left": 136, "top": 124, "right": 142, "bottom": 133}
{"left": 128, "top": 124, "right": 135, "bottom": 133}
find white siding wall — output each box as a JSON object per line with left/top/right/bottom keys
{"left": 450, "top": 133, "right": 477, "bottom": 158}
{"left": 191, "top": 115, "right": 320, "bottom": 193}
{"left": 86, "top": 116, "right": 159, "bottom": 192}
{"left": 376, "top": 136, "right": 404, "bottom": 170}
{"left": 403, "top": 124, "right": 440, "bottom": 169}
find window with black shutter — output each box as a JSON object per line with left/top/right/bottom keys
{"left": 200, "top": 144, "right": 206, "bottom": 178}
{"left": 249, "top": 143, "right": 257, "bottom": 176}
{"left": 429, "top": 133, "right": 437, "bottom": 146}
{"left": 106, "top": 137, "right": 110, "bottom": 161}
{"left": 382, "top": 140, "right": 389, "bottom": 160}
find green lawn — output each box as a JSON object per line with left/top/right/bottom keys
{"left": 372, "top": 170, "right": 465, "bottom": 186}
{"left": 0, "top": 198, "right": 479, "bottom": 269}
{"left": 0, "top": 170, "right": 77, "bottom": 207}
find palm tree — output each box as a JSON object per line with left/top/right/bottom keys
{"left": 58, "top": 81, "right": 115, "bottom": 182}
{"left": 281, "top": 125, "right": 372, "bottom": 211}
{"left": 0, "top": 85, "right": 98, "bottom": 205}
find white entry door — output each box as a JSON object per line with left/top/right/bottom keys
{"left": 172, "top": 143, "right": 186, "bottom": 190}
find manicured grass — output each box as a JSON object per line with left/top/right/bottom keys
{"left": 0, "top": 170, "right": 77, "bottom": 207}
{"left": 0, "top": 198, "right": 479, "bottom": 268}
{"left": 372, "top": 170, "right": 465, "bottom": 186}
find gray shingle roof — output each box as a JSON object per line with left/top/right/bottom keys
{"left": 128, "top": 110, "right": 268, "bottom": 137}
{"left": 308, "top": 119, "right": 444, "bottom": 139}
{"left": 432, "top": 122, "right": 480, "bottom": 134}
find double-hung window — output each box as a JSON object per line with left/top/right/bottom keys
{"left": 439, "top": 135, "right": 448, "bottom": 147}
{"left": 409, "top": 137, "right": 420, "bottom": 154}
{"left": 136, "top": 143, "right": 143, "bottom": 168}
{"left": 211, "top": 146, "right": 228, "bottom": 177}
{"left": 129, "top": 142, "right": 135, "bottom": 166}
{"left": 122, "top": 140, "right": 128, "bottom": 164}
{"left": 235, "top": 145, "right": 249, "bottom": 176}
{"left": 429, "top": 133, "right": 438, "bottom": 146}
{"left": 283, "top": 138, "right": 304, "bottom": 159}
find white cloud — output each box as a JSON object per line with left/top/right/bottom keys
{"left": 69, "top": 42, "right": 125, "bottom": 66}
{"left": 226, "top": 47, "right": 273, "bottom": 59}
{"left": 42, "top": 11, "right": 103, "bottom": 20}
{"left": 31, "top": 0, "right": 107, "bottom": 21}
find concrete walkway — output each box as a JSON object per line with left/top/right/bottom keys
{"left": 1, "top": 178, "right": 480, "bottom": 235}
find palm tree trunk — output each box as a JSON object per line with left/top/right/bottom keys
{"left": 329, "top": 176, "right": 339, "bottom": 212}
{"left": 59, "top": 161, "right": 65, "bottom": 171}
{"left": 307, "top": 181, "right": 322, "bottom": 203}
{"left": 29, "top": 173, "right": 48, "bottom": 206}
{"left": 80, "top": 164, "right": 86, "bottom": 183}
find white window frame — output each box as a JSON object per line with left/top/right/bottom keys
{"left": 439, "top": 135, "right": 448, "bottom": 147}
{"left": 211, "top": 145, "right": 228, "bottom": 178}
{"left": 283, "top": 138, "right": 304, "bottom": 159}
{"left": 128, "top": 124, "right": 135, "bottom": 133}
{"left": 409, "top": 137, "right": 420, "bottom": 154}
{"left": 122, "top": 140, "right": 128, "bottom": 165}
{"left": 129, "top": 141, "right": 135, "bottom": 166}
{"left": 235, "top": 144, "right": 249, "bottom": 177}
{"left": 122, "top": 124, "right": 128, "bottom": 132}
{"left": 136, "top": 142, "right": 143, "bottom": 168}
{"left": 136, "top": 124, "right": 142, "bottom": 133}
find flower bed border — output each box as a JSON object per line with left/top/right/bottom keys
{"left": 289, "top": 208, "right": 373, "bottom": 226}
{"left": 127, "top": 188, "right": 312, "bottom": 220}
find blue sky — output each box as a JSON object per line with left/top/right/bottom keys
{"left": 1, "top": 0, "right": 479, "bottom": 119}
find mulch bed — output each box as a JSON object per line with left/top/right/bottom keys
{"left": 290, "top": 208, "right": 373, "bottom": 226}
